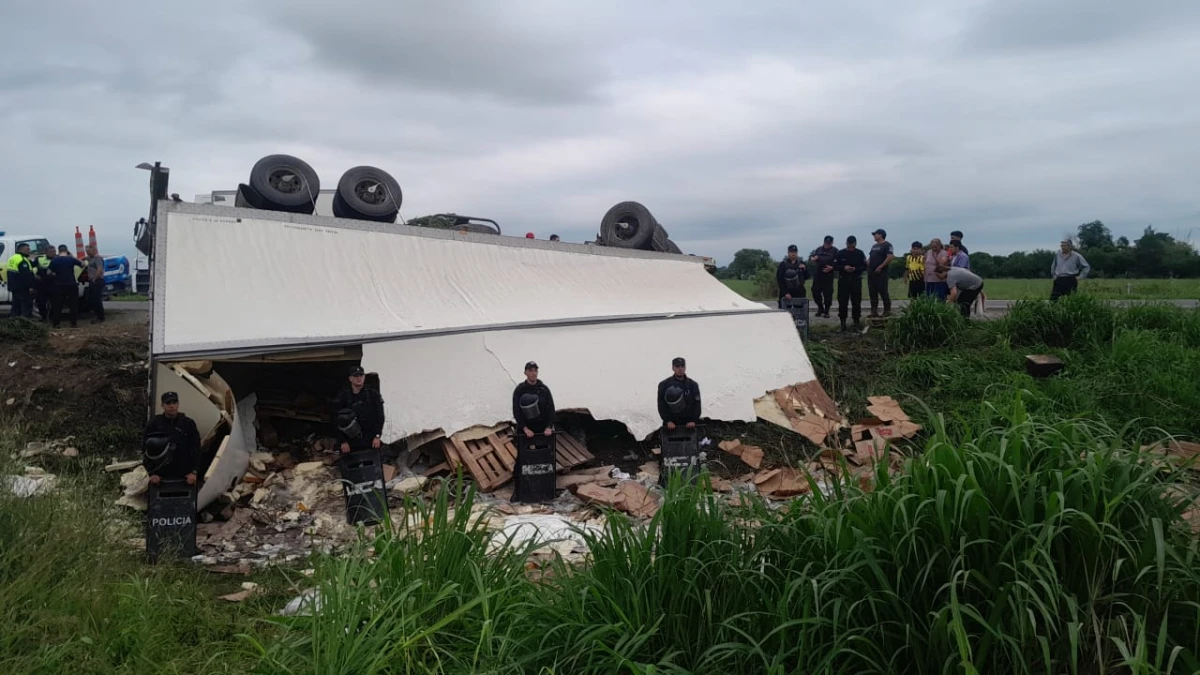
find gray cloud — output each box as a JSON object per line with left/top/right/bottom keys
{"left": 1, "top": 0, "right": 1198, "bottom": 268}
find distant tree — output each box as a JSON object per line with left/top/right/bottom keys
{"left": 1076, "top": 220, "right": 1114, "bottom": 250}
{"left": 1116, "top": 236, "right": 1130, "bottom": 248}
{"left": 727, "top": 248, "right": 774, "bottom": 279}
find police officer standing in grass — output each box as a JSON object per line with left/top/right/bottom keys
{"left": 658, "top": 357, "right": 701, "bottom": 430}
{"left": 513, "top": 361, "right": 555, "bottom": 438}
{"left": 143, "top": 391, "right": 201, "bottom": 487}
{"left": 1050, "top": 239, "right": 1091, "bottom": 302}
{"left": 333, "top": 366, "right": 385, "bottom": 454}
{"left": 833, "top": 236, "right": 867, "bottom": 332}
{"left": 775, "top": 244, "right": 807, "bottom": 308}
{"left": 6, "top": 242, "right": 35, "bottom": 318}
{"left": 866, "top": 229, "right": 895, "bottom": 317}
{"left": 808, "top": 236, "right": 838, "bottom": 318}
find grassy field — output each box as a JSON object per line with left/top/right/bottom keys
{"left": 724, "top": 276, "right": 1200, "bottom": 301}
{"left": 4, "top": 298, "right": 1200, "bottom": 673}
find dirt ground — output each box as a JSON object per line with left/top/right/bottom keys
{"left": 0, "top": 306, "right": 149, "bottom": 454}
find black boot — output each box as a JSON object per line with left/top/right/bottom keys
{"left": 839, "top": 318, "right": 847, "bottom": 332}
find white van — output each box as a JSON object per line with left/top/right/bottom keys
{"left": 0, "top": 232, "right": 86, "bottom": 305}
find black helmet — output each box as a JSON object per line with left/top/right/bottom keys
{"left": 519, "top": 393, "right": 541, "bottom": 420}
{"left": 143, "top": 432, "right": 176, "bottom": 462}
{"left": 336, "top": 408, "right": 362, "bottom": 439}
{"left": 664, "top": 385, "right": 686, "bottom": 413}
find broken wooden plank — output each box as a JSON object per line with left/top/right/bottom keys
{"left": 555, "top": 434, "right": 594, "bottom": 471}
{"left": 422, "top": 462, "right": 450, "bottom": 477}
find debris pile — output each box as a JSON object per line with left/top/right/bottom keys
{"left": 2, "top": 466, "right": 57, "bottom": 497}
{"left": 18, "top": 437, "right": 79, "bottom": 459}
{"left": 755, "top": 381, "right": 845, "bottom": 446}
{"left": 433, "top": 428, "right": 596, "bottom": 492}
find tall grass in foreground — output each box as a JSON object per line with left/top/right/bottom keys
{"left": 0, "top": 428, "right": 276, "bottom": 674}
{"left": 263, "top": 398, "right": 1200, "bottom": 674}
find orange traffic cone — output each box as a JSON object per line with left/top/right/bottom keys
{"left": 75, "top": 227, "right": 85, "bottom": 259}
{"left": 88, "top": 225, "right": 98, "bottom": 253}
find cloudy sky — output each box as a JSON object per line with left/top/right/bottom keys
{"left": 2, "top": 0, "right": 1198, "bottom": 265}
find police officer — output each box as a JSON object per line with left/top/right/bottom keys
{"left": 833, "top": 235, "right": 868, "bottom": 332}
{"left": 808, "top": 236, "right": 838, "bottom": 318}
{"left": 6, "top": 242, "right": 35, "bottom": 318}
{"left": 775, "top": 244, "right": 808, "bottom": 308}
{"left": 332, "top": 366, "right": 385, "bottom": 453}
{"left": 512, "top": 361, "right": 555, "bottom": 438}
{"left": 657, "top": 357, "right": 701, "bottom": 430}
{"left": 143, "top": 391, "right": 201, "bottom": 487}
{"left": 33, "top": 244, "right": 55, "bottom": 321}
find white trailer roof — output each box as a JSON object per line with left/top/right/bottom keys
{"left": 153, "top": 202, "right": 765, "bottom": 357}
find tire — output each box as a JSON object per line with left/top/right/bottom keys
{"left": 599, "top": 201, "right": 656, "bottom": 249}
{"left": 332, "top": 190, "right": 397, "bottom": 223}
{"left": 663, "top": 238, "right": 683, "bottom": 255}
{"left": 650, "top": 221, "right": 671, "bottom": 252}
{"left": 334, "top": 166, "right": 402, "bottom": 220}
{"left": 247, "top": 155, "right": 321, "bottom": 213}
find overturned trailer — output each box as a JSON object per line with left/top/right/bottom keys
{"left": 147, "top": 200, "right": 824, "bottom": 509}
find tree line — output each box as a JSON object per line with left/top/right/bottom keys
{"left": 716, "top": 221, "right": 1200, "bottom": 281}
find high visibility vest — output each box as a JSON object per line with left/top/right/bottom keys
{"left": 34, "top": 255, "right": 51, "bottom": 270}
{"left": 5, "top": 253, "right": 28, "bottom": 285}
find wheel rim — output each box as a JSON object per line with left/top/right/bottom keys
{"left": 268, "top": 168, "right": 304, "bottom": 195}
{"left": 614, "top": 216, "right": 642, "bottom": 241}
{"left": 354, "top": 179, "right": 389, "bottom": 206}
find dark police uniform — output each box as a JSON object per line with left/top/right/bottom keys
{"left": 332, "top": 385, "right": 386, "bottom": 451}
{"left": 142, "top": 412, "right": 201, "bottom": 481}
{"left": 808, "top": 243, "right": 839, "bottom": 316}
{"left": 512, "top": 379, "right": 556, "bottom": 434}
{"left": 833, "top": 245, "right": 868, "bottom": 325}
{"left": 775, "top": 257, "right": 808, "bottom": 307}
{"left": 657, "top": 375, "right": 702, "bottom": 426}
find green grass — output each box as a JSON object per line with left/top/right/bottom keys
{"left": 723, "top": 277, "right": 1200, "bottom": 301}
{"left": 6, "top": 295, "right": 1200, "bottom": 673}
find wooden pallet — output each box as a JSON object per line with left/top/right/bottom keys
{"left": 555, "top": 434, "right": 594, "bottom": 472}
{"left": 439, "top": 431, "right": 596, "bottom": 492}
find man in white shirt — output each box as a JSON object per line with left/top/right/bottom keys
{"left": 1050, "top": 240, "right": 1091, "bottom": 302}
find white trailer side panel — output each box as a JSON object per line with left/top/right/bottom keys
{"left": 363, "top": 311, "right": 814, "bottom": 440}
